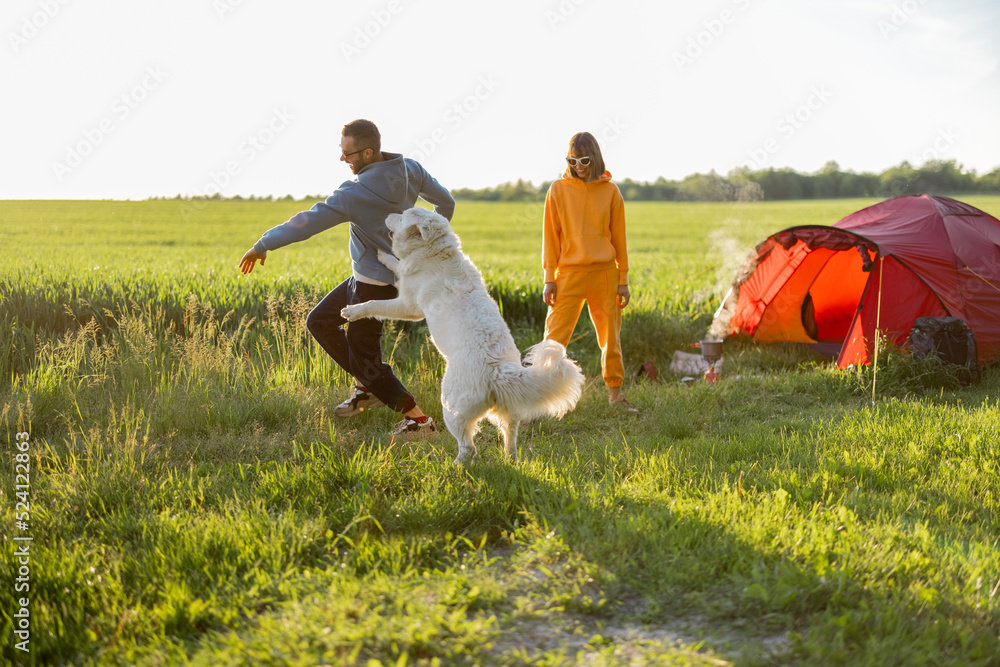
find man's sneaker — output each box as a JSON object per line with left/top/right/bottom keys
{"left": 390, "top": 416, "right": 437, "bottom": 441}
{"left": 334, "top": 387, "right": 384, "bottom": 417}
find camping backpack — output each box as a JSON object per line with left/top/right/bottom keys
{"left": 907, "top": 316, "right": 981, "bottom": 385}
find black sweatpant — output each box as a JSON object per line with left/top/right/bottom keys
{"left": 306, "top": 277, "right": 416, "bottom": 414}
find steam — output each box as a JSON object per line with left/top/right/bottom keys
{"left": 702, "top": 220, "right": 758, "bottom": 339}
{"left": 709, "top": 286, "right": 737, "bottom": 339}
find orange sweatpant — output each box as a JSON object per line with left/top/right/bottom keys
{"left": 544, "top": 267, "right": 624, "bottom": 388}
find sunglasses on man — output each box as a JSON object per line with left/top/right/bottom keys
{"left": 342, "top": 147, "right": 371, "bottom": 158}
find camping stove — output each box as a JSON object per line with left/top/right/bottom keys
{"left": 700, "top": 339, "right": 723, "bottom": 384}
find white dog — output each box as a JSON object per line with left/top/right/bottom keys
{"left": 341, "top": 207, "right": 584, "bottom": 464}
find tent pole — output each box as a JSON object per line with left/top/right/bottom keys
{"left": 964, "top": 264, "right": 1000, "bottom": 295}
{"left": 872, "top": 255, "right": 884, "bottom": 404}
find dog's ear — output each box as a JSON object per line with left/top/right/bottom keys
{"left": 415, "top": 220, "right": 433, "bottom": 240}
{"left": 405, "top": 223, "right": 424, "bottom": 240}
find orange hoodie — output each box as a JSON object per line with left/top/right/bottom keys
{"left": 542, "top": 171, "right": 629, "bottom": 284}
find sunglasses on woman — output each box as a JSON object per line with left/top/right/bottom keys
{"left": 565, "top": 156, "right": 591, "bottom": 167}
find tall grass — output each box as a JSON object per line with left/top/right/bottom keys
{"left": 2, "top": 197, "right": 912, "bottom": 376}
{"left": 2, "top": 198, "right": 999, "bottom": 665}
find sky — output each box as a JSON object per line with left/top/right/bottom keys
{"left": 2, "top": 0, "right": 999, "bottom": 200}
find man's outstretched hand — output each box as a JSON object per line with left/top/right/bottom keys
{"left": 239, "top": 247, "right": 267, "bottom": 274}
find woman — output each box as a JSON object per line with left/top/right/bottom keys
{"left": 542, "top": 131, "right": 637, "bottom": 414}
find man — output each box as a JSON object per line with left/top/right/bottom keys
{"left": 239, "top": 119, "right": 455, "bottom": 438}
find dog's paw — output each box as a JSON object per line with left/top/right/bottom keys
{"left": 341, "top": 304, "right": 364, "bottom": 321}
{"left": 377, "top": 249, "right": 399, "bottom": 271}
{"left": 453, "top": 445, "right": 477, "bottom": 466}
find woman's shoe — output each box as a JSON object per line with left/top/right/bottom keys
{"left": 610, "top": 396, "right": 639, "bottom": 415}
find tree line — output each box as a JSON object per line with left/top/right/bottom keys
{"left": 451, "top": 160, "right": 1000, "bottom": 202}
{"left": 146, "top": 159, "right": 999, "bottom": 204}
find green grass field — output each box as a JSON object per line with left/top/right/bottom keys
{"left": 2, "top": 197, "right": 999, "bottom": 665}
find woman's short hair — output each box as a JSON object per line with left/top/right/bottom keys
{"left": 565, "top": 131, "right": 606, "bottom": 181}
{"left": 342, "top": 119, "right": 381, "bottom": 153}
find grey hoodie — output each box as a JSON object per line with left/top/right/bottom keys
{"left": 253, "top": 152, "right": 455, "bottom": 284}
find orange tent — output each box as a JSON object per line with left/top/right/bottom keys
{"left": 722, "top": 195, "right": 1000, "bottom": 367}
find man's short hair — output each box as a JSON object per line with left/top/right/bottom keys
{"left": 343, "top": 119, "right": 381, "bottom": 153}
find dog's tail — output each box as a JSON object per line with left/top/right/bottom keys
{"left": 494, "top": 339, "right": 584, "bottom": 420}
